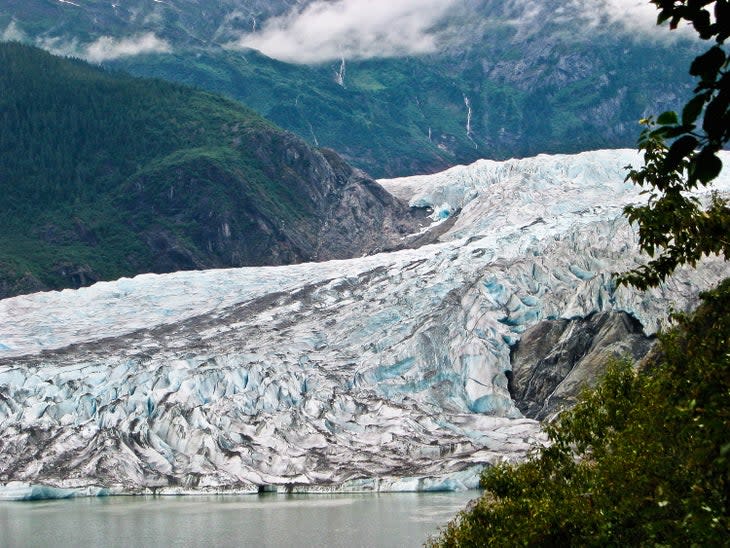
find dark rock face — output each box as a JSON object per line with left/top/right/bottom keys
{"left": 509, "top": 312, "right": 655, "bottom": 420}
{"left": 120, "top": 132, "right": 423, "bottom": 275}
{"left": 240, "top": 133, "right": 423, "bottom": 262}
{"left": 51, "top": 262, "right": 100, "bottom": 289}
{"left": 0, "top": 271, "right": 46, "bottom": 300}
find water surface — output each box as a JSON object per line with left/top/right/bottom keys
{"left": 0, "top": 491, "right": 476, "bottom": 548}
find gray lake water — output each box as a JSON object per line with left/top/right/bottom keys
{"left": 0, "top": 491, "right": 477, "bottom": 548}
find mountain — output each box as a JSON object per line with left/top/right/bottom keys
{"left": 0, "top": 43, "right": 421, "bottom": 298}
{"left": 0, "top": 0, "right": 296, "bottom": 46}
{"left": 0, "top": 1, "right": 701, "bottom": 177}
{"left": 1, "top": 149, "right": 728, "bottom": 497}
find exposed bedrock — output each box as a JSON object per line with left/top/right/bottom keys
{"left": 509, "top": 311, "right": 655, "bottom": 420}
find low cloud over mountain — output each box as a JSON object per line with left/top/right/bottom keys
{"left": 36, "top": 32, "right": 171, "bottom": 63}
{"left": 234, "top": 0, "right": 458, "bottom": 64}
{"left": 235, "top": 0, "right": 684, "bottom": 64}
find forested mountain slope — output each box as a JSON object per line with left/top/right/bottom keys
{"left": 1, "top": 0, "right": 701, "bottom": 177}
{"left": 0, "top": 43, "right": 419, "bottom": 297}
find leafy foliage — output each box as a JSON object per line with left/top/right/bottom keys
{"left": 429, "top": 279, "right": 730, "bottom": 547}
{"left": 620, "top": 1, "right": 730, "bottom": 288}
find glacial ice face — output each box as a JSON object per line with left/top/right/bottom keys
{"left": 0, "top": 149, "right": 728, "bottom": 494}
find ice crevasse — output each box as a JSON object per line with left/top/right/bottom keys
{"left": 0, "top": 149, "right": 728, "bottom": 499}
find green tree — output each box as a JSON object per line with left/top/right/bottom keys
{"left": 430, "top": 4, "right": 730, "bottom": 545}
{"left": 430, "top": 281, "right": 730, "bottom": 546}
{"left": 620, "top": 0, "right": 730, "bottom": 288}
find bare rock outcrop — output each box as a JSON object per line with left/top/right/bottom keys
{"left": 509, "top": 312, "right": 655, "bottom": 420}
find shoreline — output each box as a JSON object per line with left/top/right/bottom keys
{"left": 0, "top": 466, "right": 485, "bottom": 501}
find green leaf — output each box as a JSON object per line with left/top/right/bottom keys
{"left": 692, "top": 150, "right": 723, "bottom": 184}
{"left": 664, "top": 125, "right": 696, "bottom": 139}
{"left": 665, "top": 135, "right": 698, "bottom": 170}
{"left": 702, "top": 91, "right": 730, "bottom": 137}
{"left": 722, "top": 442, "right": 730, "bottom": 457}
{"left": 649, "top": 126, "right": 672, "bottom": 140}
{"left": 682, "top": 94, "right": 706, "bottom": 126}
{"left": 689, "top": 46, "right": 726, "bottom": 81}
{"left": 692, "top": 9, "right": 713, "bottom": 39}
{"left": 657, "top": 111, "right": 679, "bottom": 125}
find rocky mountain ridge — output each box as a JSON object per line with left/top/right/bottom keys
{"left": 510, "top": 311, "right": 655, "bottom": 420}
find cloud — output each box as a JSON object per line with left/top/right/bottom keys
{"left": 83, "top": 33, "right": 171, "bottom": 62}
{"left": 1, "top": 21, "right": 27, "bottom": 42}
{"left": 553, "top": 0, "right": 692, "bottom": 39}
{"left": 233, "top": 0, "right": 459, "bottom": 64}
{"left": 568, "top": 0, "right": 665, "bottom": 32}
{"left": 232, "top": 0, "right": 691, "bottom": 64}
{"left": 38, "top": 33, "right": 171, "bottom": 62}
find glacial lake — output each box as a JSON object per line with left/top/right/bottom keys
{"left": 0, "top": 491, "right": 477, "bottom": 547}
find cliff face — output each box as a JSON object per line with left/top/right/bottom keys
{"left": 118, "top": 133, "right": 422, "bottom": 272}
{"left": 509, "top": 312, "right": 656, "bottom": 421}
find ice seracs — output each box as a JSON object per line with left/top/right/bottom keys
{"left": 0, "top": 149, "right": 728, "bottom": 498}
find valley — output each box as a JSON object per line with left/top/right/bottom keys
{"left": 1, "top": 2, "right": 729, "bottom": 543}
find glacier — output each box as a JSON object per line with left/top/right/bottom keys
{"left": 0, "top": 149, "right": 728, "bottom": 498}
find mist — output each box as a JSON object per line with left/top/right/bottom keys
{"left": 36, "top": 33, "right": 171, "bottom": 63}
{"left": 234, "top": 0, "right": 459, "bottom": 64}
{"left": 1, "top": 21, "right": 26, "bottom": 42}
{"left": 83, "top": 33, "right": 171, "bottom": 62}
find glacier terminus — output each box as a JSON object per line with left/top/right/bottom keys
{"left": 0, "top": 150, "right": 728, "bottom": 499}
